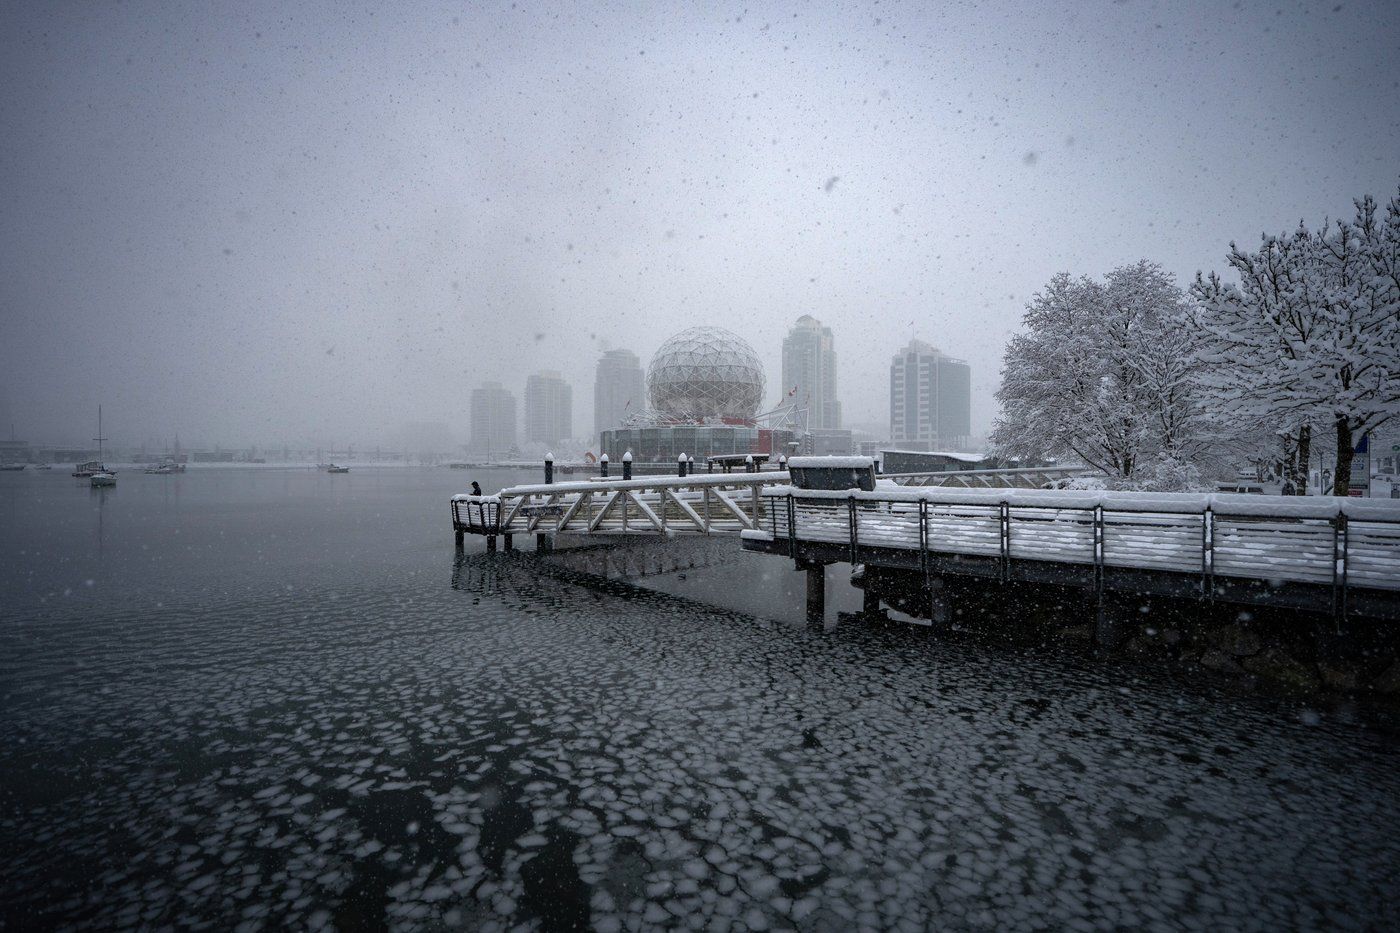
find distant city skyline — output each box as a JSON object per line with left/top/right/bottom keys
{"left": 6, "top": 2, "right": 1395, "bottom": 449}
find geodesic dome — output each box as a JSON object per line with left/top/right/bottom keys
{"left": 647, "top": 326, "right": 766, "bottom": 421}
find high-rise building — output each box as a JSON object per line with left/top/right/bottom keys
{"left": 524, "top": 370, "right": 573, "bottom": 446}
{"left": 780, "top": 315, "right": 841, "bottom": 430}
{"left": 593, "top": 349, "right": 645, "bottom": 441}
{"left": 469, "top": 382, "right": 517, "bottom": 457}
{"left": 889, "top": 339, "right": 971, "bottom": 451}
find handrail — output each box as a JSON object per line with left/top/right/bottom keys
{"left": 771, "top": 488, "right": 1400, "bottom": 607}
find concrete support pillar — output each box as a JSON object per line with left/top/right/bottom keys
{"left": 536, "top": 533, "right": 551, "bottom": 553}
{"left": 862, "top": 586, "right": 884, "bottom": 619}
{"left": 486, "top": 535, "right": 497, "bottom": 551}
{"left": 805, "top": 563, "right": 826, "bottom": 625}
{"left": 503, "top": 534, "right": 514, "bottom": 552}
{"left": 927, "top": 577, "right": 951, "bottom": 624}
{"left": 1094, "top": 594, "right": 1127, "bottom": 653}
{"left": 455, "top": 529, "right": 464, "bottom": 548}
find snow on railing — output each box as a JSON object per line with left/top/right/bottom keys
{"left": 759, "top": 485, "right": 1400, "bottom": 595}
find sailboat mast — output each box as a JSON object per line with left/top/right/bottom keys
{"left": 94, "top": 405, "right": 107, "bottom": 464}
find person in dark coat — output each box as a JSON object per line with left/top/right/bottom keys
{"left": 471, "top": 481, "right": 483, "bottom": 497}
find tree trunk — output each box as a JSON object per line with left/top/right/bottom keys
{"left": 1332, "top": 415, "right": 1353, "bottom": 497}
{"left": 1281, "top": 425, "right": 1310, "bottom": 495}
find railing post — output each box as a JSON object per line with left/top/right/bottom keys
{"left": 622, "top": 450, "right": 633, "bottom": 481}
{"left": 919, "top": 499, "right": 929, "bottom": 585}
{"left": 544, "top": 452, "right": 554, "bottom": 485}
{"left": 1093, "top": 504, "right": 1105, "bottom": 605}
{"left": 678, "top": 453, "right": 687, "bottom": 478}
{"left": 599, "top": 453, "right": 609, "bottom": 478}
{"left": 1333, "top": 513, "right": 1349, "bottom": 628}
{"left": 1202, "top": 508, "right": 1214, "bottom": 600}
{"left": 787, "top": 493, "right": 796, "bottom": 556}
{"left": 999, "top": 501, "right": 1010, "bottom": 583}
{"left": 848, "top": 495, "right": 858, "bottom": 564}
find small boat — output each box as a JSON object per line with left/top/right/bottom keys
{"left": 74, "top": 406, "right": 116, "bottom": 480}
{"left": 0, "top": 463, "right": 25, "bottom": 471}
{"left": 33, "top": 463, "right": 52, "bottom": 471}
{"left": 144, "top": 457, "right": 184, "bottom": 474}
{"left": 325, "top": 464, "right": 350, "bottom": 473}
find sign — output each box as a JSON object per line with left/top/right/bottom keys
{"left": 1350, "top": 432, "right": 1370, "bottom": 497}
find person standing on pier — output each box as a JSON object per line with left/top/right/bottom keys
{"left": 471, "top": 481, "right": 482, "bottom": 497}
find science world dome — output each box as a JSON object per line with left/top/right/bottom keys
{"left": 646, "top": 326, "right": 766, "bottom": 422}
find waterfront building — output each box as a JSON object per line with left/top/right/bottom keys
{"left": 469, "top": 381, "right": 517, "bottom": 457}
{"left": 780, "top": 315, "right": 841, "bottom": 430}
{"left": 599, "top": 326, "right": 794, "bottom": 463}
{"left": 888, "top": 339, "right": 972, "bottom": 451}
{"left": 593, "top": 349, "right": 645, "bottom": 442}
{"left": 524, "top": 371, "right": 572, "bottom": 447}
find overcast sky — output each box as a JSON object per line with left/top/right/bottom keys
{"left": 3, "top": 0, "right": 1397, "bottom": 450}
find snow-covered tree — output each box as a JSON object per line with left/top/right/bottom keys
{"left": 1193, "top": 190, "right": 1400, "bottom": 495}
{"left": 992, "top": 262, "right": 1217, "bottom": 487}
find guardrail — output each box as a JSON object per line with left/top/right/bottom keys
{"left": 883, "top": 466, "right": 1092, "bottom": 488}
{"left": 453, "top": 471, "right": 788, "bottom": 538}
{"left": 748, "top": 486, "right": 1400, "bottom": 619}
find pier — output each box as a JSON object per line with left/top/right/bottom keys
{"left": 452, "top": 457, "right": 1400, "bottom": 633}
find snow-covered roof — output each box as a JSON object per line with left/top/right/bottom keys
{"left": 880, "top": 449, "right": 988, "bottom": 463}
{"left": 787, "top": 456, "right": 876, "bottom": 469}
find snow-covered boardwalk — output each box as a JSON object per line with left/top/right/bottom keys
{"left": 741, "top": 485, "right": 1400, "bottom": 621}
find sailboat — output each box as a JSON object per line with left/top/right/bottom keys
{"left": 75, "top": 406, "right": 116, "bottom": 486}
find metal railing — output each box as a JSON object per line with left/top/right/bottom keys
{"left": 754, "top": 487, "right": 1400, "bottom": 618}
{"left": 453, "top": 471, "right": 788, "bottom": 537}
{"left": 883, "top": 465, "right": 1092, "bottom": 489}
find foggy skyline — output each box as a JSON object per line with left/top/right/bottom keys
{"left": 3, "top": 0, "right": 1398, "bottom": 449}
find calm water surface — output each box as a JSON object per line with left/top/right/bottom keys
{"left": 2, "top": 467, "right": 1398, "bottom": 930}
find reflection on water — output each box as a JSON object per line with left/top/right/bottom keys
{"left": 2, "top": 468, "right": 1399, "bottom": 929}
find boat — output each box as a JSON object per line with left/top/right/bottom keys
{"left": 325, "top": 464, "right": 350, "bottom": 473}
{"left": 144, "top": 457, "right": 185, "bottom": 474}
{"left": 74, "top": 406, "right": 115, "bottom": 484}
{"left": 33, "top": 463, "right": 52, "bottom": 470}
{"left": 0, "top": 463, "right": 25, "bottom": 471}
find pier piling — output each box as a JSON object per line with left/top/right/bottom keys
{"left": 804, "top": 562, "right": 826, "bottom": 625}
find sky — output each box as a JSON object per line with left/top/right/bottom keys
{"left": 2, "top": 0, "right": 1398, "bottom": 451}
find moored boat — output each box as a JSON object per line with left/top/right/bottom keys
{"left": 90, "top": 471, "right": 116, "bottom": 487}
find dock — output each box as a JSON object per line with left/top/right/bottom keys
{"left": 452, "top": 457, "right": 1400, "bottom": 637}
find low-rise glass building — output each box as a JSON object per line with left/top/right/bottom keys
{"left": 599, "top": 425, "right": 794, "bottom": 466}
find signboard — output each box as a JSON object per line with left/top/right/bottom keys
{"left": 1350, "top": 433, "right": 1370, "bottom": 497}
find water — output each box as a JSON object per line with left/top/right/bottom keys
{"left": 2, "top": 467, "right": 1398, "bottom": 930}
